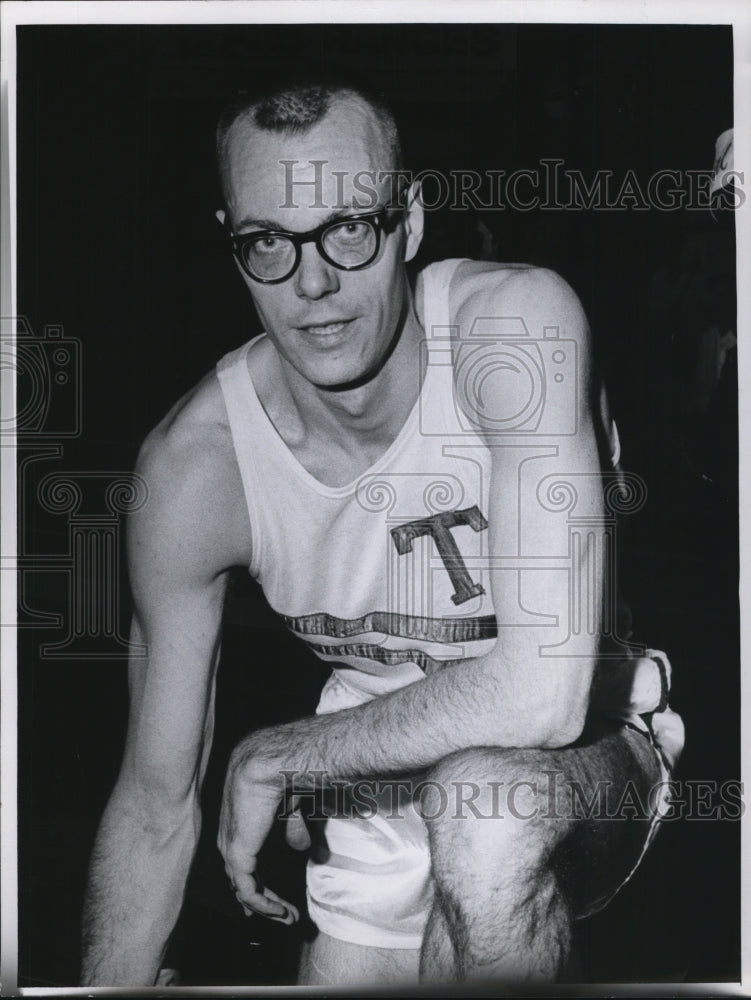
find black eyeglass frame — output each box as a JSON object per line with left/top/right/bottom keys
{"left": 227, "top": 208, "right": 405, "bottom": 284}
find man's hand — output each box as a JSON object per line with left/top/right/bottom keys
{"left": 591, "top": 651, "right": 684, "bottom": 772}
{"left": 218, "top": 738, "right": 301, "bottom": 925}
{"left": 591, "top": 653, "right": 668, "bottom": 718}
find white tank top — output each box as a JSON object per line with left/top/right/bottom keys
{"left": 217, "top": 258, "right": 623, "bottom": 712}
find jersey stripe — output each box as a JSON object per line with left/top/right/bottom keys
{"left": 280, "top": 610, "right": 497, "bottom": 643}
{"left": 300, "top": 640, "right": 464, "bottom": 675}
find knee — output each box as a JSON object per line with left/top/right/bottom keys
{"left": 419, "top": 747, "right": 565, "bottom": 877}
{"left": 419, "top": 747, "right": 507, "bottom": 824}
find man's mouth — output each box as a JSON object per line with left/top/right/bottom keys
{"left": 299, "top": 319, "right": 353, "bottom": 337}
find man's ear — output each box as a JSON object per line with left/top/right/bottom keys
{"left": 216, "top": 208, "right": 227, "bottom": 226}
{"left": 402, "top": 180, "right": 424, "bottom": 263}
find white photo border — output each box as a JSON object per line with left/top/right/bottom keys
{"left": 1, "top": 1, "right": 749, "bottom": 995}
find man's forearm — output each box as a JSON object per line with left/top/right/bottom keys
{"left": 238, "top": 649, "right": 591, "bottom": 789}
{"left": 81, "top": 791, "right": 198, "bottom": 985}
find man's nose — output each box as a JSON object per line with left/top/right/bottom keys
{"left": 293, "top": 243, "right": 340, "bottom": 300}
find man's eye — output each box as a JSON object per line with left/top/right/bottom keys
{"left": 252, "top": 236, "right": 286, "bottom": 254}
{"left": 334, "top": 222, "right": 370, "bottom": 241}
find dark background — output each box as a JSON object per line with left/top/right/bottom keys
{"left": 16, "top": 23, "right": 738, "bottom": 987}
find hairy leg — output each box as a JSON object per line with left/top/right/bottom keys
{"left": 419, "top": 724, "right": 663, "bottom": 983}
{"left": 297, "top": 931, "right": 419, "bottom": 986}
{"left": 420, "top": 890, "right": 459, "bottom": 981}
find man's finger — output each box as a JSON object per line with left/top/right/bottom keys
{"left": 263, "top": 887, "right": 300, "bottom": 925}
{"left": 235, "top": 883, "right": 299, "bottom": 923}
{"left": 227, "top": 862, "right": 300, "bottom": 923}
{"left": 233, "top": 878, "right": 287, "bottom": 919}
{"left": 285, "top": 808, "right": 312, "bottom": 851}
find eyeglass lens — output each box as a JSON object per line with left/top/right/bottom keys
{"left": 242, "top": 218, "right": 379, "bottom": 280}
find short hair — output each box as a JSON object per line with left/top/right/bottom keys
{"left": 215, "top": 81, "right": 403, "bottom": 205}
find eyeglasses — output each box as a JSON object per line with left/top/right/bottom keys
{"left": 227, "top": 208, "right": 404, "bottom": 284}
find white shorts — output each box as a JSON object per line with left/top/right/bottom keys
{"left": 306, "top": 779, "right": 432, "bottom": 949}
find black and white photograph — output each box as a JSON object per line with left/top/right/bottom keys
{"left": 1, "top": 1, "right": 747, "bottom": 993}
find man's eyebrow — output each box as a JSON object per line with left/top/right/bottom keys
{"left": 233, "top": 204, "right": 383, "bottom": 234}
{"left": 233, "top": 216, "right": 284, "bottom": 231}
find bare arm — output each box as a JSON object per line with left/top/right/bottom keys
{"left": 81, "top": 400, "right": 243, "bottom": 985}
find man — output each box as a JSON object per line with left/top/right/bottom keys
{"left": 81, "top": 81, "right": 684, "bottom": 986}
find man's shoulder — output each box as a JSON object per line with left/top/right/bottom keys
{"left": 449, "top": 261, "right": 587, "bottom": 339}
{"left": 444, "top": 261, "right": 595, "bottom": 440}
{"left": 133, "top": 368, "right": 251, "bottom": 571}
{"left": 139, "top": 369, "right": 231, "bottom": 481}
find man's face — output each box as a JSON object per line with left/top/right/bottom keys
{"left": 219, "top": 98, "right": 422, "bottom": 390}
